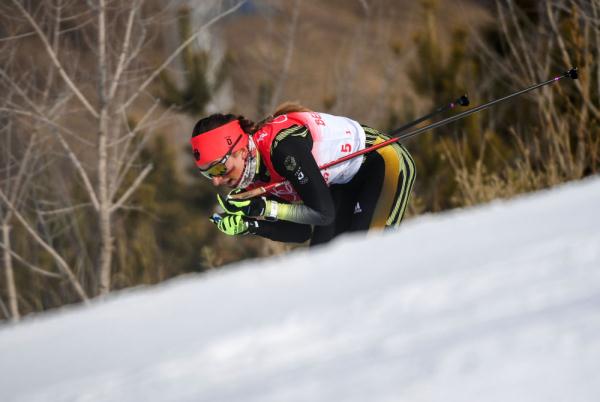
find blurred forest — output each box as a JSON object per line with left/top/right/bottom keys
{"left": 0, "top": 0, "right": 598, "bottom": 321}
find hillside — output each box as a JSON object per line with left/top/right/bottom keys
{"left": 1, "top": 176, "right": 599, "bottom": 402}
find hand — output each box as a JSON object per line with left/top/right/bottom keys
{"left": 217, "top": 190, "right": 267, "bottom": 217}
{"left": 209, "top": 214, "right": 258, "bottom": 236}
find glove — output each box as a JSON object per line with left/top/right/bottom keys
{"left": 217, "top": 189, "right": 278, "bottom": 219}
{"left": 209, "top": 213, "right": 259, "bottom": 236}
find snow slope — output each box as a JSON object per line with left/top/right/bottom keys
{"left": 1, "top": 177, "right": 600, "bottom": 402}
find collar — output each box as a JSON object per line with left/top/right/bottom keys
{"left": 234, "top": 136, "right": 259, "bottom": 189}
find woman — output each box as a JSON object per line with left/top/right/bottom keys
{"left": 190, "top": 103, "right": 416, "bottom": 246}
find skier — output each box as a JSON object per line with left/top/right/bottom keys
{"left": 190, "top": 103, "right": 416, "bottom": 246}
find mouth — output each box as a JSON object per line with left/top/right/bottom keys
{"left": 230, "top": 156, "right": 249, "bottom": 188}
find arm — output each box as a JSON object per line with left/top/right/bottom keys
{"left": 251, "top": 219, "right": 312, "bottom": 243}
{"left": 212, "top": 125, "right": 334, "bottom": 242}
{"left": 210, "top": 213, "right": 311, "bottom": 243}
{"left": 269, "top": 125, "right": 335, "bottom": 226}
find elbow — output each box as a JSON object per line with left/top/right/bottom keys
{"left": 317, "top": 212, "right": 335, "bottom": 226}
{"left": 314, "top": 200, "right": 335, "bottom": 226}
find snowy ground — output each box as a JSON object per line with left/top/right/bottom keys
{"left": 1, "top": 177, "right": 600, "bottom": 402}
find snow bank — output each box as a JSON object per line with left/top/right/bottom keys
{"left": 1, "top": 177, "right": 599, "bottom": 402}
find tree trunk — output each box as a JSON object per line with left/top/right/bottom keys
{"left": 2, "top": 223, "right": 19, "bottom": 322}
{"left": 97, "top": 114, "right": 113, "bottom": 296}
{"left": 97, "top": 0, "right": 112, "bottom": 296}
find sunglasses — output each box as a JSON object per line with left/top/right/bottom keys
{"left": 197, "top": 134, "right": 243, "bottom": 179}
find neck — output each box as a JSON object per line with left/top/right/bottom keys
{"left": 235, "top": 136, "right": 260, "bottom": 189}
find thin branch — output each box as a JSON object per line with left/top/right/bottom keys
{"left": 120, "top": 0, "right": 246, "bottom": 112}
{"left": 110, "top": 101, "right": 173, "bottom": 202}
{"left": 110, "top": 163, "right": 153, "bottom": 213}
{"left": 269, "top": 0, "right": 301, "bottom": 111}
{"left": 4, "top": 108, "right": 101, "bottom": 210}
{"left": 0, "top": 105, "right": 93, "bottom": 147}
{"left": 10, "top": 0, "right": 99, "bottom": 118}
{"left": 0, "top": 188, "right": 89, "bottom": 302}
{"left": 0, "top": 30, "right": 37, "bottom": 42}
{"left": 109, "top": 97, "right": 161, "bottom": 148}
{"left": 0, "top": 101, "right": 100, "bottom": 210}
{"left": 0, "top": 241, "right": 63, "bottom": 278}
{"left": 546, "top": 0, "right": 600, "bottom": 120}
{"left": 37, "top": 203, "right": 94, "bottom": 216}
{"left": 588, "top": 0, "right": 600, "bottom": 108}
{"left": 107, "top": 1, "right": 138, "bottom": 102}
{"left": 497, "top": 1, "right": 530, "bottom": 87}
{"left": 7, "top": 134, "right": 36, "bottom": 208}
{"left": 506, "top": 0, "right": 536, "bottom": 81}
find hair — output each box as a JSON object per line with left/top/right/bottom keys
{"left": 191, "top": 102, "right": 312, "bottom": 139}
{"left": 191, "top": 114, "right": 256, "bottom": 138}
{"left": 272, "top": 101, "right": 311, "bottom": 116}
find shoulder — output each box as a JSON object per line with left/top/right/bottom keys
{"left": 253, "top": 114, "right": 297, "bottom": 147}
{"left": 272, "top": 124, "right": 310, "bottom": 150}
{"left": 270, "top": 124, "right": 314, "bottom": 175}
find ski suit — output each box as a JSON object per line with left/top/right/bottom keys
{"left": 247, "top": 112, "right": 416, "bottom": 246}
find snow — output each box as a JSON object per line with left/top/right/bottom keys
{"left": 1, "top": 176, "right": 600, "bottom": 402}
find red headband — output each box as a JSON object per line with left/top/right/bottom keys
{"left": 190, "top": 120, "right": 248, "bottom": 167}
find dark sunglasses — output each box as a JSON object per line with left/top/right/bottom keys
{"left": 197, "top": 134, "right": 243, "bottom": 179}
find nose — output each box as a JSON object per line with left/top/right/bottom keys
{"left": 212, "top": 176, "right": 224, "bottom": 186}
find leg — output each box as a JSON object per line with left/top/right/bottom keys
{"left": 349, "top": 131, "right": 416, "bottom": 231}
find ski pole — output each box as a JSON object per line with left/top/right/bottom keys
{"left": 390, "top": 94, "right": 469, "bottom": 135}
{"left": 231, "top": 68, "right": 578, "bottom": 200}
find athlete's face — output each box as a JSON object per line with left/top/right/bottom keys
{"left": 204, "top": 147, "right": 247, "bottom": 188}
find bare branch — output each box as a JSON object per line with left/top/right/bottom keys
{"left": 269, "top": 0, "right": 301, "bottom": 111}
{"left": 109, "top": 102, "right": 171, "bottom": 202}
{"left": 10, "top": 0, "right": 99, "bottom": 118}
{"left": 546, "top": 0, "right": 600, "bottom": 120}
{"left": 110, "top": 98, "right": 161, "bottom": 148}
{"left": 120, "top": 0, "right": 246, "bottom": 112}
{"left": 592, "top": 0, "right": 600, "bottom": 99}
{"left": 0, "top": 104, "right": 101, "bottom": 210}
{"left": 6, "top": 134, "right": 35, "bottom": 206}
{"left": 0, "top": 240, "right": 63, "bottom": 278}
{"left": 37, "top": 203, "right": 94, "bottom": 216}
{"left": 110, "top": 163, "right": 153, "bottom": 213}
{"left": 506, "top": 0, "right": 536, "bottom": 81}
{"left": 0, "top": 67, "right": 101, "bottom": 210}
{"left": 107, "top": 1, "right": 139, "bottom": 102}
{"left": 0, "top": 30, "right": 37, "bottom": 42}
{"left": 0, "top": 188, "right": 89, "bottom": 302}
{"left": 0, "top": 105, "right": 93, "bottom": 147}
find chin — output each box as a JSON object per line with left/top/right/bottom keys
{"left": 229, "top": 176, "right": 242, "bottom": 188}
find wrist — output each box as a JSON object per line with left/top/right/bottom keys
{"left": 246, "top": 219, "right": 259, "bottom": 234}
{"left": 264, "top": 199, "right": 279, "bottom": 219}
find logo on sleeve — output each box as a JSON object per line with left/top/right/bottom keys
{"left": 284, "top": 155, "right": 297, "bottom": 171}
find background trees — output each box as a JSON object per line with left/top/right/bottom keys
{"left": 1, "top": 0, "right": 597, "bottom": 321}
{"left": 0, "top": 0, "right": 245, "bottom": 320}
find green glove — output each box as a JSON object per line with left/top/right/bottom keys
{"left": 217, "top": 190, "right": 278, "bottom": 218}
{"left": 209, "top": 214, "right": 259, "bottom": 236}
